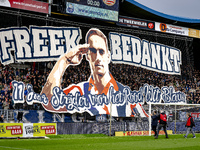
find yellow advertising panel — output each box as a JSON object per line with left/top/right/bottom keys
{"left": 0, "top": 123, "right": 23, "bottom": 137}
{"left": 33, "top": 123, "right": 57, "bottom": 137}
{"left": 115, "top": 130, "right": 173, "bottom": 136}
{"left": 188, "top": 28, "right": 200, "bottom": 38}
{"left": 0, "top": 123, "right": 57, "bottom": 138}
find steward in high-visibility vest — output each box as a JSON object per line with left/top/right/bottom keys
{"left": 184, "top": 113, "right": 196, "bottom": 138}
{"left": 155, "top": 110, "right": 168, "bottom": 139}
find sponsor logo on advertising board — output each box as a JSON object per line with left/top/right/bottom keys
{"left": 23, "top": 123, "right": 34, "bottom": 137}
{"left": 23, "top": 124, "right": 41, "bottom": 137}
{"left": 155, "top": 22, "right": 188, "bottom": 36}
{"left": 67, "top": 3, "right": 74, "bottom": 13}
{"left": 159, "top": 23, "right": 167, "bottom": 32}
{"left": 148, "top": 23, "right": 154, "bottom": 29}
{"left": 41, "top": 125, "right": 56, "bottom": 134}
{"left": 118, "top": 16, "right": 155, "bottom": 30}
{"left": 115, "top": 130, "right": 173, "bottom": 136}
{"left": 6, "top": 125, "right": 23, "bottom": 135}
{"left": 103, "top": 0, "right": 116, "bottom": 6}
{"left": 118, "top": 18, "right": 199, "bottom": 39}
{"left": 25, "top": 126, "right": 34, "bottom": 134}
{"left": 0, "top": 124, "right": 23, "bottom": 137}
{"left": 0, "top": 123, "right": 57, "bottom": 138}
{"left": 0, "top": 126, "right": 6, "bottom": 134}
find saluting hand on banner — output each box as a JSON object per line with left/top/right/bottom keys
{"left": 64, "top": 44, "right": 90, "bottom": 65}
{"left": 41, "top": 44, "right": 90, "bottom": 98}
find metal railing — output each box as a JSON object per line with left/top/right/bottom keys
{"left": 0, "top": 109, "right": 15, "bottom": 123}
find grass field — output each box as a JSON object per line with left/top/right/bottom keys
{"left": 0, "top": 134, "right": 199, "bottom": 150}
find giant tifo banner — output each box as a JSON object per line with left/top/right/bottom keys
{"left": 0, "top": 0, "right": 49, "bottom": 14}
{"left": 0, "top": 26, "right": 186, "bottom": 117}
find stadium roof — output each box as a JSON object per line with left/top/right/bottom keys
{"left": 120, "top": 0, "right": 200, "bottom": 30}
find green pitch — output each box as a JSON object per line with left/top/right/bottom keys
{"left": 0, "top": 134, "right": 199, "bottom": 150}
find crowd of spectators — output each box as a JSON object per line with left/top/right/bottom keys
{"left": 110, "top": 63, "right": 200, "bottom": 104}
{"left": 0, "top": 57, "right": 200, "bottom": 111}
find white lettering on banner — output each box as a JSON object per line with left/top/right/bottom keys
{"left": 32, "top": 28, "right": 49, "bottom": 57}
{"left": 37, "top": 111, "right": 45, "bottom": 123}
{"left": 12, "top": 81, "right": 186, "bottom": 114}
{"left": 151, "top": 44, "right": 161, "bottom": 70}
{"left": 142, "top": 40, "right": 151, "bottom": 67}
{"left": 0, "top": 26, "right": 81, "bottom": 64}
{"left": 109, "top": 32, "right": 181, "bottom": 75}
{"left": 63, "top": 29, "right": 82, "bottom": 53}
{"left": 0, "top": 26, "right": 181, "bottom": 74}
{"left": 53, "top": 114, "right": 65, "bottom": 122}
{"left": 26, "top": 84, "right": 48, "bottom": 105}
{"left": 48, "top": 29, "right": 64, "bottom": 56}
{"left": 131, "top": 37, "right": 141, "bottom": 64}
{"left": 13, "top": 28, "right": 32, "bottom": 59}
{"left": 0, "top": 29, "right": 14, "bottom": 65}
{"left": 12, "top": 81, "right": 25, "bottom": 103}
{"left": 21, "top": 111, "right": 31, "bottom": 123}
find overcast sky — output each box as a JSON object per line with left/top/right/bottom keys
{"left": 134, "top": 0, "right": 200, "bottom": 19}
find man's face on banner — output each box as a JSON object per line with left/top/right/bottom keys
{"left": 87, "top": 35, "right": 110, "bottom": 76}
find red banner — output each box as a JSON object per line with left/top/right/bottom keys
{"left": 191, "top": 112, "right": 200, "bottom": 120}
{"left": 0, "top": 0, "right": 49, "bottom": 14}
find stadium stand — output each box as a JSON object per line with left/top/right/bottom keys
{"left": 0, "top": 57, "right": 200, "bottom": 112}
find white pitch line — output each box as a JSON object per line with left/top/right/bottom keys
{"left": 0, "top": 146, "right": 31, "bottom": 150}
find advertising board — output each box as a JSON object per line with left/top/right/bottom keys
{"left": 117, "top": 16, "right": 155, "bottom": 30}
{"left": 0, "top": 123, "right": 57, "bottom": 138}
{"left": 66, "top": 0, "right": 119, "bottom": 22}
{"left": 0, "top": 0, "right": 49, "bottom": 14}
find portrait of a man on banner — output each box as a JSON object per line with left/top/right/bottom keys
{"left": 41, "top": 28, "right": 148, "bottom": 117}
